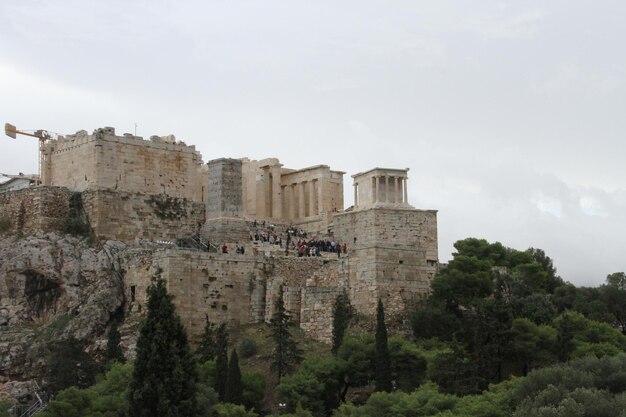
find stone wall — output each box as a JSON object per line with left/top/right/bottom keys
{"left": 82, "top": 190, "right": 205, "bottom": 242}
{"left": 332, "top": 207, "right": 438, "bottom": 314}
{"left": 125, "top": 249, "right": 270, "bottom": 344}
{"left": 42, "top": 129, "right": 206, "bottom": 202}
{"left": 0, "top": 187, "right": 72, "bottom": 235}
{"left": 207, "top": 158, "right": 244, "bottom": 219}
{"left": 300, "top": 286, "right": 341, "bottom": 343}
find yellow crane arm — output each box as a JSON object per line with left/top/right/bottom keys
{"left": 4, "top": 123, "right": 48, "bottom": 141}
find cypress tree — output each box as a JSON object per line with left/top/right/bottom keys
{"left": 224, "top": 349, "right": 243, "bottom": 405}
{"left": 270, "top": 286, "right": 303, "bottom": 381}
{"left": 375, "top": 298, "right": 393, "bottom": 392}
{"left": 214, "top": 323, "right": 229, "bottom": 401}
{"left": 105, "top": 324, "right": 125, "bottom": 364}
{"left": 197, "top": 314, "right": 216, "bottom": 363}
{"left": 128, "top": 277, "right": 197, "bottom": 417}
{"left": 331, "top": 289, "right": 354, "bottom": 354}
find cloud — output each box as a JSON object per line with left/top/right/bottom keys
{"left": 463, "top": 7, "right": 547, "bottom": 40}
{"left": 534, "top": 63, "right": 625, "bottom": 95}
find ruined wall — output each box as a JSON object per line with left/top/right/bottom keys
{"left": 263, "top": 256, "right": 341, "bottom": 341}
{"left": 332, "top": 207, "right": 438, "bottom": 314}
{"left": 82, "top": 190, "right": 205, "bottom": 242}
{"left": 0, "top": 187, "right": 72, "bottom": 235}
{"left": 42, "top": 129, "right": 206, "bottom": 202}
{"left": 300, "top": 287, "right": 342, "bottom": 344}
{"left": 125, "top": 249, "right": 270, "bottom": 343}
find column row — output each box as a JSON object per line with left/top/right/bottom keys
{"left": 372, "top": 175, "right": 408, "bottom": 204}
{"left": 282, "top": 180, "right": 321, "bottom": 219}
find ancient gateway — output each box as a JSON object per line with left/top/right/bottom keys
{"left": 0, "top": 127, "right": 438, "bottom": 342}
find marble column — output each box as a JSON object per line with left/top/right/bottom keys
{"left": 384, "top": 176, "right": 389, "bottom": 202}
{"left": 271, "top": 166, "right": 282, "bottom": 219}
{"left": 403, "top": 177, "right": 408, "bottom": 204}
{"left": 290, "top": 184, "right": 297, "bottom": 220}
{"left": 394, "top": 177, "right": 399, "bottom": 203}
{"left": 374, "top": 176, "right": 380, "bottom": 203}
{"left": 309, "top": 180, "right": 317, "bottom": 216}
{"left": 299, "top": 182, "right": 306, "bottom": 218}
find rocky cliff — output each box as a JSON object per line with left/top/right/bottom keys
{"left": 0, "top": 233, "right": 131, "bottom": 400}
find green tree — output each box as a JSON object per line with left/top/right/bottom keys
{"left": 374, "top": 299, "right": 392, "bottom": 392}
{"left": 46, "top": 337, "right": 101, "bottom": 395}
{"left": 105, "top": 324, "right": 125, "bottom": 364}
{"left": 388, "top": 336, "right": 427, "bottom": 392}
{"left": 128, "top": 277, "right": 197, "bottom": 417}
{"left": 197, "top": 315, "right": 217, "bottom": 362}
{"left": 270, "top": 286, "right": 303, "bottom": 381}
{"left": 224, "top": 349, "right": 243, "bottom": 405}
{"left": 606, "top": 272, "right": 626, "bottom": 290}
{"left": 332, "top": 289, "right": 354, "bottom": 354}
{"left": 215, "top": 323, "right": 229, "bottom": 401}
{"left": 241, "top": 371, "right": 266, "bottom": 412}
{"left": 40, "top": 362, "right": 132, "bottom": 417}
{"left": 213, "top": 403, "right": 258, "bottom": 417}
{"left": 601, "top": 274, "right": 626, "bottom": 334}
{"left": 431, "top": 255, "right": 494, "bottom": 310}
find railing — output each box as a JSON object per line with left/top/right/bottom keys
{"left": 11, "top": 382, "right": 47, "bottom": 417}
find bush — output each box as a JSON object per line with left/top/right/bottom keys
{"left": 239, "top": 338, "right": 258, "bottom": 358}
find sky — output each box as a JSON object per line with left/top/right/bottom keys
{"left": 0, "top": 0, "right": 624, "bottom": 286}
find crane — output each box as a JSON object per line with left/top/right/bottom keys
{"left": 4, "top": 123, "right": 53, "bottom": 185}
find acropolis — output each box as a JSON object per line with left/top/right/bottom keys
{"left": 0, "top": 126, "right": 438, "bottom": 342}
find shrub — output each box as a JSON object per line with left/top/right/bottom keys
{"left": 239, "top": 338, "right": 258, "bottom": 358}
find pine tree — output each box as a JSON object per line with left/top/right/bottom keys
{"left": 375, "top": 298, "right": 393, "bottom": 392}
{"left": 224, "top": 349, "right": 243, "bottom": 405}
{"left": 331, "top": 289, "right": 354, "bottom": 354}
{"left": 105, "top": 324, "right": 125, "bottom": 364}
{"left": 214, "top": 323, "right": 229, "bottom": 401}
{"left": 128, "top": 277, "right": 197, "bottom": 417}
{"left": 197, "top": 314, "right": 216, "bottom": 363}
{"left": 270, "top": 286, "right": 303, "bottom": 381}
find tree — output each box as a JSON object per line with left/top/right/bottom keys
{"left": 128, "top": 277, "right": 197, "bottom": 417}
{"left": 215, "top": 323, "right": 229, "bottom": 401}
{"left": 224, "top": 349, "right": 243, "bottom": 405}
{"left": 270, "top": 286, "right": 303, "bottom": 381}
{"left": 40, "top": 362, "right": 132, "bottom": 417}
{"left": 105, "top": 324, "right": 125, "bottom": 364}
{"left": 606, "top": 272, "right": 626, "bottom": 290}
{"left": 375, "top": 299, "right": 392, "bottom": 392}
{"left": 332, "top": 289, "right": 354, "bottom": 354}
{"left": 46, "top": 337, "right": 101, "bottom": 395}
{"left": 197, "top": 315, "right": 217, "bottom": 362}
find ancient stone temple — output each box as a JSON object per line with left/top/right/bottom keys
{"left": 0, "top": 126, "right": 439, "bottom": 343}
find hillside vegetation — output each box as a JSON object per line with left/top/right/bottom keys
{"left": 8, "top": 237, "right": 626, "bottom": 417}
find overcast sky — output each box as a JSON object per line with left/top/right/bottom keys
{"left": 1, "top": 0, "right": 624, "bottom": 286}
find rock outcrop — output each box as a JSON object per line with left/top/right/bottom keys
{"left": 0, "top": 233, "right": 128, "bottom": 400}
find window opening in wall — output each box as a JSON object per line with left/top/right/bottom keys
{"left": 130, "top": 285, "right": 136, "bottom": 302}
{"left": 399, "top": 260, "right": 404, "bottom": 264}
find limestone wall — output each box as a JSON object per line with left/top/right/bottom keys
{"left": 207, "top": 158, "right": 244, "bottom": 219}
{"left": 82, "top": 190, "right": 205, "bottom": 242}
{"left": 42, "top": 129, "right": 205, "bottom": 202}
{"left": 125, "top": 250, "right": 270, "bottom": 343}
{"left": 0, "top": 187, "right": 72, "bottom": 235}
{"left": 300, "top": 287, "right": 341, "bottom": 343}
{"left": 332, "top": 207, "right": 438, "bottom": 314}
